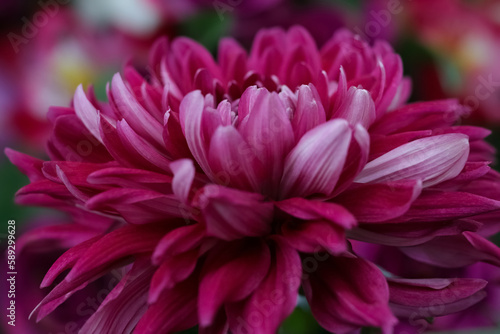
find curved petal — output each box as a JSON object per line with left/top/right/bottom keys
{"left": 280, "top": 119, "right": 352, "bottom": 198}
{"left": 195, "top": 184, "right": 273, "bottom": 240}
{"left": 388, "top": 277, "right": 487, "bottom": 319}
{"left": 198, "top": 239, "right": 271, "bottom": 327}
{"left": 227, "top": 237, "right": 302, "bottom": 334}
{"left": 303, "top": 256, "right": 397, "bottom": 334}
{"left": 336, "top": 180, "right": 422, "bottom": 223}
{"left": 355, "top": 134, "right": 470, "bottom": 187}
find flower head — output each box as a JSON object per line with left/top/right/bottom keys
{"left": 8, "top": 26, "right": 500, "bottom": 333}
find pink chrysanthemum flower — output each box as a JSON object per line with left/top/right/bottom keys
{"left": 7, "top": 26, "right": 500, "bottom": 333}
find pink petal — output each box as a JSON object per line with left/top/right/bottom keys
{"left": 333, "top": 86, "right": 376, "bottom": 128}
{"left": 355, "top": 134, "right": 470, "bottom": 187}
{"left": 336, "top": 180, "right": 422, "bottom": 223}
{"left": 333, "top": 123, "right": 371, "bottom": 195}
{"left": 281, "top": 219, "right": 347, "bottom": 254}
{"left": 280, "top": 119, "right": 352, "bottom": 198}
{"left": 370, "top": 99, "right": 469, "bottom": 135}
{"left": 389, "top": 190, "right": 500, "bottom": 223}
{"left": 198, "top": 239, "right": 271, "bottom": 327}
{"left": 227, "top": 237, "right": 302, "bottom": 334}
{"left": 74, "top": 85, "right": 102, "bottom": 143}
{"left": 348, "top": 219, "right": 480, "bottom": 247}
{"left": 5, "top": 148, "right": 44, "bottom": 181}
{"left": 275, "top": 197, "right": 356, "bottom": 229}
{"left": 110, "top": 73, "right": 163, "bottom": 145}
{"left": 79, "top": 258, "right": 154, "bottom": 333}
{"left": 291, "top": 84, "right": 326, "bottom": 139}
{"left": 149, "top": 250, "right": 199, "bottom": 303}
{"left": 303, "top": 256, "right": 397, "bottom": 334}
{"left": 207, "top": 125, "right": 264, "bottom": 193}
{"left": 238, "top": 88, "right": 295, "bottom": 195}
{"left": 135, "top": 273, "right": 199, "bottom": 334}
{"left": 116, "top": 119, "right": 171, "bottom": 172}
{"left": 180, "top": 90, "right": 216, "bottom": 176}
{"left": 40, "top": 236, "right": 101, "bottom": 288}
{"left": 170, "top": 158, "right": 195, "bottom": 204}
{"left": 195, "top": 184, "right": 273, "bottom": 240}
{"left": 153, "top": 223, "right": 205, "bottom": 265}
{"left": 388, "top": 277, "right": 487, "bottom": 318}
{"left": 65, "top": 224, "right": 170, "bottom": 284}
{"left": 401, "top": 232, "right": 500, "bottom": 268}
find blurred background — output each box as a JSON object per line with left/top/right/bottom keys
{"left": 1, "top": 0, "right": 500, "bottom": 333}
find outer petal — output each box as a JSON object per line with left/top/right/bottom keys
{"left": 280, "top": 119, "right": 352, "bottom": 198}
{"left": 388, "top": 190, "right": 500, "bottom": 223}
{"left": 335, "top": 180, "right": 422, "bottom": 223}
{"left": 303, "top": 256, "right": 397, "bottom": 334}
{"left": 134, "top": 273, "right": 199, "bottom": 334}
{"left": 195, "top": 184, "right": 273, "bottom": 240}
{"left": 74, "top": 85, "right": 102, "bottom": 143}
{"left": 388, "top": 278, "right": 488, "bottom": 319}
{"left": 275, "top": 197, "right": 356, "bottom": 229}
{"left": 355, "top": 134, "right": 470, "bottom": 187}
{"left": 153, "top": 223, "right": 205, "bottom": 265}
{"left": 227, "top": 237, "right": 302, "bottom": 334}
{"left": 79, "top": 258, "right": 154, "bottom": 334}
{"left": 110, "top": 73, "right": 163, "bottom": 146}
{"left": 281, "top": 219, "right": 347, "bottom": 254}
{"left": 198, "top": 239, "right": 271, "bottom": 327}
{"left": 401, "top": 232, "right": 500, "bottom": 268}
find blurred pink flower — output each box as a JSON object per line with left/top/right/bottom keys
{"left": 7, "top": 26, "right": 500, "bottom": 333}
{"left": 404, "top": 0, "right": 500, "bottom": 123}
{"left": 1, "top": 8, "right": 156, "bottom": 152}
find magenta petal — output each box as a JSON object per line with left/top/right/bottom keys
{"left": 66, "top": 224, "right": 170, "bottom": 283}
{"left": 179, "top": 90, "right": 213, "bottom": 176}
{"left": 207, "top": 125, "right": 264, "bottom": 192}
{"left": 74, "top": 85, "right": 102, "bottom": 143}
{"left": 390, "top": 190, "right": 500, "bottom": 223}
{"left": 356, "top": 134, "right": 470, "bottom": 187}
{"left": 291, "top": 84, "right": 326, "bottom": 139}
{"left": 198, "top": 239, "right": 271, "bottom": 327}
{"left": 195, "top": 184, "right": 273, "bottom": 240}
{"left": 238, "top": 89, "right": 295, "bottom": 195}
{"left": 5, "top": 148, "right": 44, "bottom": 181}
{"left": 40, "top": 236, "right": 100, "bottom": 288}
{"left": 303, "top": 256, "right": 397, "bottom": 334}
{"left": 227, "top": 237, "right": 302, "bottom": 334}
{"left": 153, "top": 223, "right": 205, "bottom": 265}
{"left": 110, "top": 73, "right": 163, "bottom": 145}
{"left": 388, "top": 277, "right": 487, "bottom": 318}
{"left": 87, "top": 167, "right": 173, "bottom": 187}
{"left": 280, "top": 119, "right": 352, "bottom": 198}
{"left": 149, "top": 250, "right": 199, "bottom": 303}
{"left": 17, "top": 224, "right": 101, "bottom": 260}
{"left": 333, "top": 86, "right": 376, "bottom": 128}
{"left": 134, "top": 274, "right": 199, "bottom": 334}
{"left": 170, "top": 158, "right": 195, "bottom": 204}
{"left": 276, "top": 197, "right": 356, "bottom": 229}
{"left": 401, "top": 232, "right": 500, "bottom": 268}
{"left": 336, "top": 180, "right": 422, "bottom": 223}
{"left": 116, "top": 119, "right": 171, "bottom": 172}
{"left": 348, "top": 219, "right": 480, "bottom": 247}
{"left": 281, "top": 219, "right": 347, "bottom": 254}
{"left": 79, "top": 258, "right": 154, "bottom": 333}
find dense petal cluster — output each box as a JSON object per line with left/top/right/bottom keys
{"left": 8, "top": 26, "right": 500, "bottom": 333}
